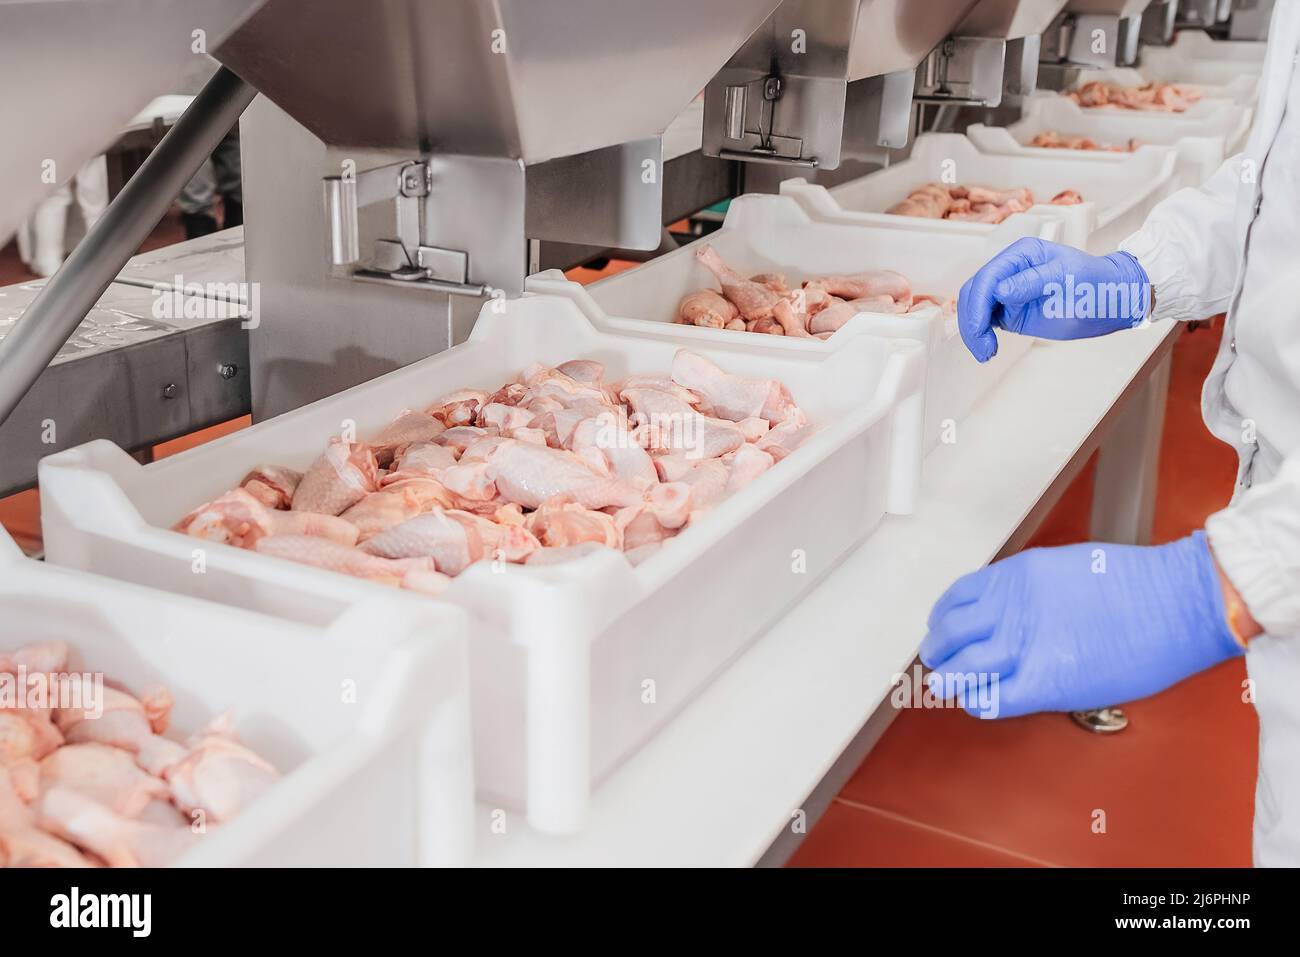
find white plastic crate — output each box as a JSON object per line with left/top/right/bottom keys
{"left": 39, "top": 292, "right": 925, "bottom": 834}
{"left": 571, "top": 192, "right": 1059, "bottom": 450}
{"left": 1134, "top": 29, "right": 1264, "bottom": 102}
{"left": 965, "top": 92, "right": 1252, "bottom": 188}
{"left": 0, "top": 528, "right": 473, "bottom": 866}
{"left": 1151, "top": 29, "right": 1266, "bottom": 64}
{"left": 781, "top": 132, "right": 1179, "bottom": 254}
{"left": 1074, "top": 64, "right": 1258, "bottom": 108}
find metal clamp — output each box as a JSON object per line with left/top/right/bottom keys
{"left": 322, "top": 159, "right": 486, "bottom": 297}
{"left": 914, "top": 36, "right": 1007, "bottom": 109}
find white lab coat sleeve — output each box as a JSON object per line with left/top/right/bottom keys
{"left": 1206, "top": 452, "right": 1300, "bottom": 637}
{"left": 1119, "top": 155, "right": 1244, "bottom": 324}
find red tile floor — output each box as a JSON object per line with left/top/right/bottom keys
{"left": 2, "top": 234, "right": 1254, "bottom": 866}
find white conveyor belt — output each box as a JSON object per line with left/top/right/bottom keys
{"left": 471, "top": 317, "right": 1180, "bottom": 867}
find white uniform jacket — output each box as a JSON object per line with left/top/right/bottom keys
{"left": 1119, "top": 0, "right": 1300, "bottom": 866}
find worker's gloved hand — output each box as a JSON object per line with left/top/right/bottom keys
{"left": 957, "top": 237, "right": 1151, "bottom": 362}
{"left": 921, "top": 532, "right": 1242, "bottom": 719}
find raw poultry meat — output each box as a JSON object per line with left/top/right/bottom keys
{"left": 39, "top": 744, "right": 171, "bottom": 818}
{"left": 164, "top": 715, "right": 277, "bottom": 825}
{"left": 485, "top": 441, "right": 644, "bottom": 511}
{"left": 672, "top": 350, "right": 799, "bottom": 424}
{"left": 55, "top": 678, "right": 188, "bottom": 776}
{"left": 0, "top": 766, "right": 92, "bottom": 867}
{"left": 1, "top": 639, "right": 68, "bottom": 674}
{"left": 1030, "top": 129, "right": 1139, "bottom": 153}
{"left": 676, "top": 245, "right": 952, "bottom": 340}
{"left": 678, "top": 289, "right": 740, "bottom": 329}
{"left": 805, "top": 270, "right": 913, "bottom": 303}
{"left": 339, "top": 477, "right": 461, "bottom": 541}
{"left": 37, "top": 788, "right": 197, "bottom": 868}
{"left": 291, "top": 439, "right": 380, "bottom": 515}
{"left": 361, "top": 510, "right": 483, "bottom": 571}
{"left": 177, "top": 352, "right": 814, "bottom": 585}
{"left": 0, "top": 639, "right": 279, "bottom": 868}
{"left": 239, "top": 465, "right": 302, "bottom": 509}
{"left": 255, "top": 534, "right": 451, "bottom": 595}
{"left": 1068, "top": 80, "right": 1201, "bottom": 112}
{"left": 695, "top": 245, "right": 782, "bottom": 321}
{"left": 887, "top": 182, "right": 1082, "bottom": 225}
{"left": 886, "top": 181, "right": 954, "bottom": 219}
{"left": 1, "top": 698, "right": 64, "bottom": 765}
{"left": 177, "top": 487, "right": 360, "bottom": 548}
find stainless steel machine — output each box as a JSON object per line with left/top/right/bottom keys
{"left": 1140, "top": 0, "right": 1182, "bottom": 45}
{"left": 212, "top": 0, "right": 785, "bottom": 417}
{"left": 0, "top": 0, "right": 1269, "bottom": 496}
{"left": 1178, "top": 0, "right": 1234, "bottom": 29}
{"left": 1038, "top": 0, "right": 1157, "bottom": 88}
{"left": 914, "top": 0, "right": 1071, "bottom": 111}
{"left": 701, "top": 0, "right": 983, "bottom": 170}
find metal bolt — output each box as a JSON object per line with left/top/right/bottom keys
{"left": 1070, "top": 707, "right": 1128, "bottom": 734}
{"left": 161, "top": 383, "right": 178, "bottom": 399}
{"left": 218, "top": 363, "right": 239, "bottom": 380}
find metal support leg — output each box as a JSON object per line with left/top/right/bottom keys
{"left": 0, "top": 67, "right": 256, "bottom": 428}
{"left": 757, "top": 678, "right": 904, "bottom": 867}
{"left": 1088, "top": 350, "right": 1172, "bottom": 545}
{"left": 1074, "top": 349, "right": 1173, "bottom": 734}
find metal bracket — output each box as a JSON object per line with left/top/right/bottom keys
{"left": 714, "top": 73, "right": 818, "bottom": 167}
{"left": 717, "top": 147, "right": 818, "bottom": 168}
{"left": 323, "top": 159, "right": 486, "bottom": 297}
{"left": 1141, "top": 0, "right": 1180, "bottom": 46}
{"left": 1050, "top": 13, "right": 1143, "bottom": 69}
{"left": 914, "top": 36, "right": 1008, "bottom": 108}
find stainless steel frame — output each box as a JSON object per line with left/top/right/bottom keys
{"left": 1228, "top": 0, "right": 1275, "bottom": 39}
{"left": 0, "top": 280, "right": 249, "bottom": 497}
{"left": 211, "top": 0, "right": 781, "bottom": 418}
{"left": 703, "top": 0, "right": 982, "bottom": 169}
{"left": 1039, "top": 0, "right": 1157, "bottom": 86}
{"left": 915, "top": 1, "right": 1069, "bottom": 108}
{"left": 0, "top": 68, "right": 256, "bottom": 429}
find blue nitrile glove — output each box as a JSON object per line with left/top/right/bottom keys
{"left": 921, "top": 532, "right": 1242, "bottom": 719}
{"left": 957, "top": 237, "right": 1151, "bottom": 362}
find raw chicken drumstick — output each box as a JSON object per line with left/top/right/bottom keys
{"left": 164, "top": 715, "right": 278, "bottom": 825}
{"left": 676, "top": 245, "right": 946, "bottom": 339}
{"left": 1030, "top": 130, "right": 1139, "bottom": 153}
{"left": 39, "top": 744, "right": 172, "bottom": 818}
{"left": 176, "top": 350, "right": 817, "bottom": 583}
{"left": 1069, "top": 80, "right": 1201, "bottom": 112}
{"left": 887, "top": 182, "right": 1081, "bottom": 224}
{"left": 694, "top": 245, "right": 781, "bottom": 321}
{"left": 0, "top": 766, "right": 93, "bottom": 867}
{"left": 37, "top": 788, "right": 197, "bottom": 868}
{"left": 678, "top": 290, "right": 739, "bottom": 329}
{"left": 291, "top": 439, "right": 380, "bottom": 515}
{"left": 0, "top": 638, "right": 281, "bottom": 868}
{"left": 804, "top": 269, "right": 912, "bottom": 303}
